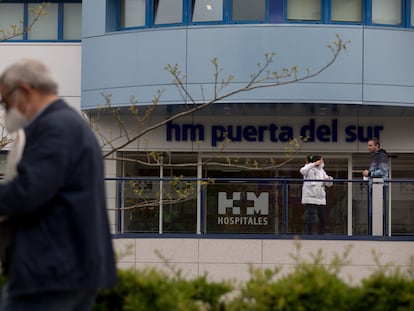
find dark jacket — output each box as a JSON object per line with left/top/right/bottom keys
{"left": 0, "top": 99, "right": 118, "bottom": 297}
{"left": 369, "top": 148, "right": 389, "bottom": 179}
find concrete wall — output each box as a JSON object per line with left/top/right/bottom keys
{"left": 113, "top": 237, "right": 414, "bottom": 285}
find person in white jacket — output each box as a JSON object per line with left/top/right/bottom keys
{"left": 299, "top": 155, "right": 333, "bottom": 234}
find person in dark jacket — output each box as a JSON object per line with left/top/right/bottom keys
{"left": 362, "top": 138, "right": 389, "bottom": 179}
{"left": 0, "top": 59, "right": 118, "bottom": 310}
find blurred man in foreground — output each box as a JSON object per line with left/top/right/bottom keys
{"left": 0, "top": 59, "right": 117, "bottom": 310}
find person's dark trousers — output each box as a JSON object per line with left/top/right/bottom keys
{"left": 305, "top": 204, "right": 326, "bottom": 234}
{"left": 0, "top": 285, "right": 97, "bottom": 311}
{"left": 316, "top": 204, "right": 326, "bottom": 234}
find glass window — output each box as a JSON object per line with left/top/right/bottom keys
{"left": 28, "top": 3, "right": 58, "bottom": 40}
{"left": 372, "top": 0, "right": 402, "bottom": 25}
{"left": 331, "top": 0, "right": 362, "bottom": 22}
{"left": 63, "top": 3, "right": 82, "bottom": 40}
{"left": 154, "top": 0, "right": 183, "bottom": 25}
{"left": 0, "top": 3, "right": 24, "bottom": 40}
{"left": 232, "top": 0, "right": 266, "bottom": 21}
{"left": 120, "top": 0, "right": 146, "bottom": 28}
{"left": 192, "top": 0, "right": 223, "bottom": 22}
{"left": 120, "top": 152, "right": 197, "bottom": 234}
{"left": 287, "top": 0, "right": 320, "bottom": 21}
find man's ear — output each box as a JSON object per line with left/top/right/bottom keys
{"left": 18, "top": 83, "right": 33, "bottom": 96}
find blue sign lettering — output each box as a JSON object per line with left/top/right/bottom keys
{"left": 166, "top": 120, "right": 383, "bottom": 146}
{"left": 300, "top": 119, "right": 338, "bottom": 142}
{"left": 211, "top": 124, "right": 294, "bottom": 147}
{"left": 167, "top": 122, "right": 204, "bottom": 142}
{"left": 345, "top": 125, "right": 384, "bottom": 142}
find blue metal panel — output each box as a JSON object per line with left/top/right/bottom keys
{"left": 82, "top": 0, "right": 107, "bottom": 37}
{"left": 269, "top": 0, "right": 284, "bottom": 23}
{"left": 81, "top": 23, "right": 414, "bottom": 109}
{"left": 363, "top": 28, "right": 414, "bottom": 86}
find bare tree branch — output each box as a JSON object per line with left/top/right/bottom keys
{"left": 102, "top": 34, "right": 348, "bottom": 158}
{"left": 0, "top": 3, "right": 48, "bottom": 42}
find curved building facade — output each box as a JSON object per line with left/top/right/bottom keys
{"left": 81, "top": 0, "right": 414, "bottom": 281}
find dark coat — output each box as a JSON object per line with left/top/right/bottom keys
{"left": 0, "top": 99, "right": 118, "bottom": 297}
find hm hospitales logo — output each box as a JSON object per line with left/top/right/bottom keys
{"left": 217, "top": 192, "right": 269, "bottom": 225}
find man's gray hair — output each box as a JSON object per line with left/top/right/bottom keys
{"left": 0, "top": 59, "right": 58, "bottom": 94}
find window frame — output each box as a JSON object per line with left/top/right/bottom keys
{"left": 0, "top": 0, "right": 81, "bottom": 42}
{"left": 114, "top": 0, "right": 414, "bottom": 31}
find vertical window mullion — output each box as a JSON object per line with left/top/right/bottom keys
{"left": 23, "top": 3, "right": 29, "bottom": 40}
{"left": 146, "top": 0, "right": 152, "bottom": 28}
{"left": 58, "top": 3, "right": 64, "bottom": 41}
{"left": 366, "top": 0, "right": 373, "bottom": 25}
{"left": 116, "top": 0, "right": 120, "bottom": 30}
{"left": 183, "top": 0, "right": 190, "bottom": 25}
{"left": 322, "top": 0, "right": 329, "bottom": 23}
{"left": 405, "top": 0, "right": 412, "bottom": 27}
{"left": 224, "top": 0, "right": 230, "bottom": 23}
{"left": 269, "top": 0, "right": 284, "bottom": 24}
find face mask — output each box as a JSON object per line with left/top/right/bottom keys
{"left": 5, "top": 107, "right": 29, "bottom": 133}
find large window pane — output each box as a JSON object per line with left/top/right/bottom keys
{"left": 28, "top": 3, "right": 58, "bottom": 40}
{"left": 331, "top": 0, "right": 362, "bottom": 22}
{"left": 372, "top": 0, "right": 401, "bottom": 25}
{"left": 287, "top": 0, "right": 320, "bottom": 21}
{"left": 192, "top": 0, "right": 223, "bottom": 22}
{"left": 232, "top": 0, "right": 266, "bottom": 21}
{"left": 154, "top": 0, "right": 182, "bottom": 25}
{"left": 63, "top": 3, "right": 82, "bottom": 40}
{"left": 0, "top": 4, "right": 24, "bottom": 40}
{"left": 120, "top": 0, "right": 146, "bottom": 28}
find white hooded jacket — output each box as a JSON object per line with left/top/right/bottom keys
{"left": 300, "top": 162, "right": 333, "bottom": 205}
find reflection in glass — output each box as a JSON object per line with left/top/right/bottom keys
{"left": 120, "top": 0, "right": 146, "bottom": 28}
{"left": 64, "top": 3, "right": 82, "bottom": 40}
{"left": 28, "top": 3, "right": 58, "bottom": 40}
{"left": 232, "top": 0, "right": 266, "bottom": 21}
{"left": 155, "top": 0, "right": 183, "bottom": 25}
{"left": 192, "top": 0, "right": 223, "bottom": 22}
{"left": 352, "top": 182, "right": 369, "bottom": 234}
{"left": 0, "top": 4, "right": 24, "bottom": 40}
{"left": 331, "top": 0, "right": 362, "bottom": 22}
{"left": 287, "top": 0, "right": 320, "bottom": 21}
{"left": 123, "top": 179, "right": 160, "bottom": 233}
{"left": 372, "top": 0, "right": 401, "bottom": 25}
{"left": 390, "top": 182, "right": 414, "bottom": 235}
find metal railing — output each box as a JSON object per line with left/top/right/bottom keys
{"left": 105, "top": 177, "right": 414, "bottom": 237}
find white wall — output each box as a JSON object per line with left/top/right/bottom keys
{"left": 113, "top": 238, "right": 414, "bottom": 285}
{"left": 0, "top": 43, "right": 81, "bottom": 110}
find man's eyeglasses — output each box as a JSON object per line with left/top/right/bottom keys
{"left": 0, "top": 87, "right": 19, "bottom": 111}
